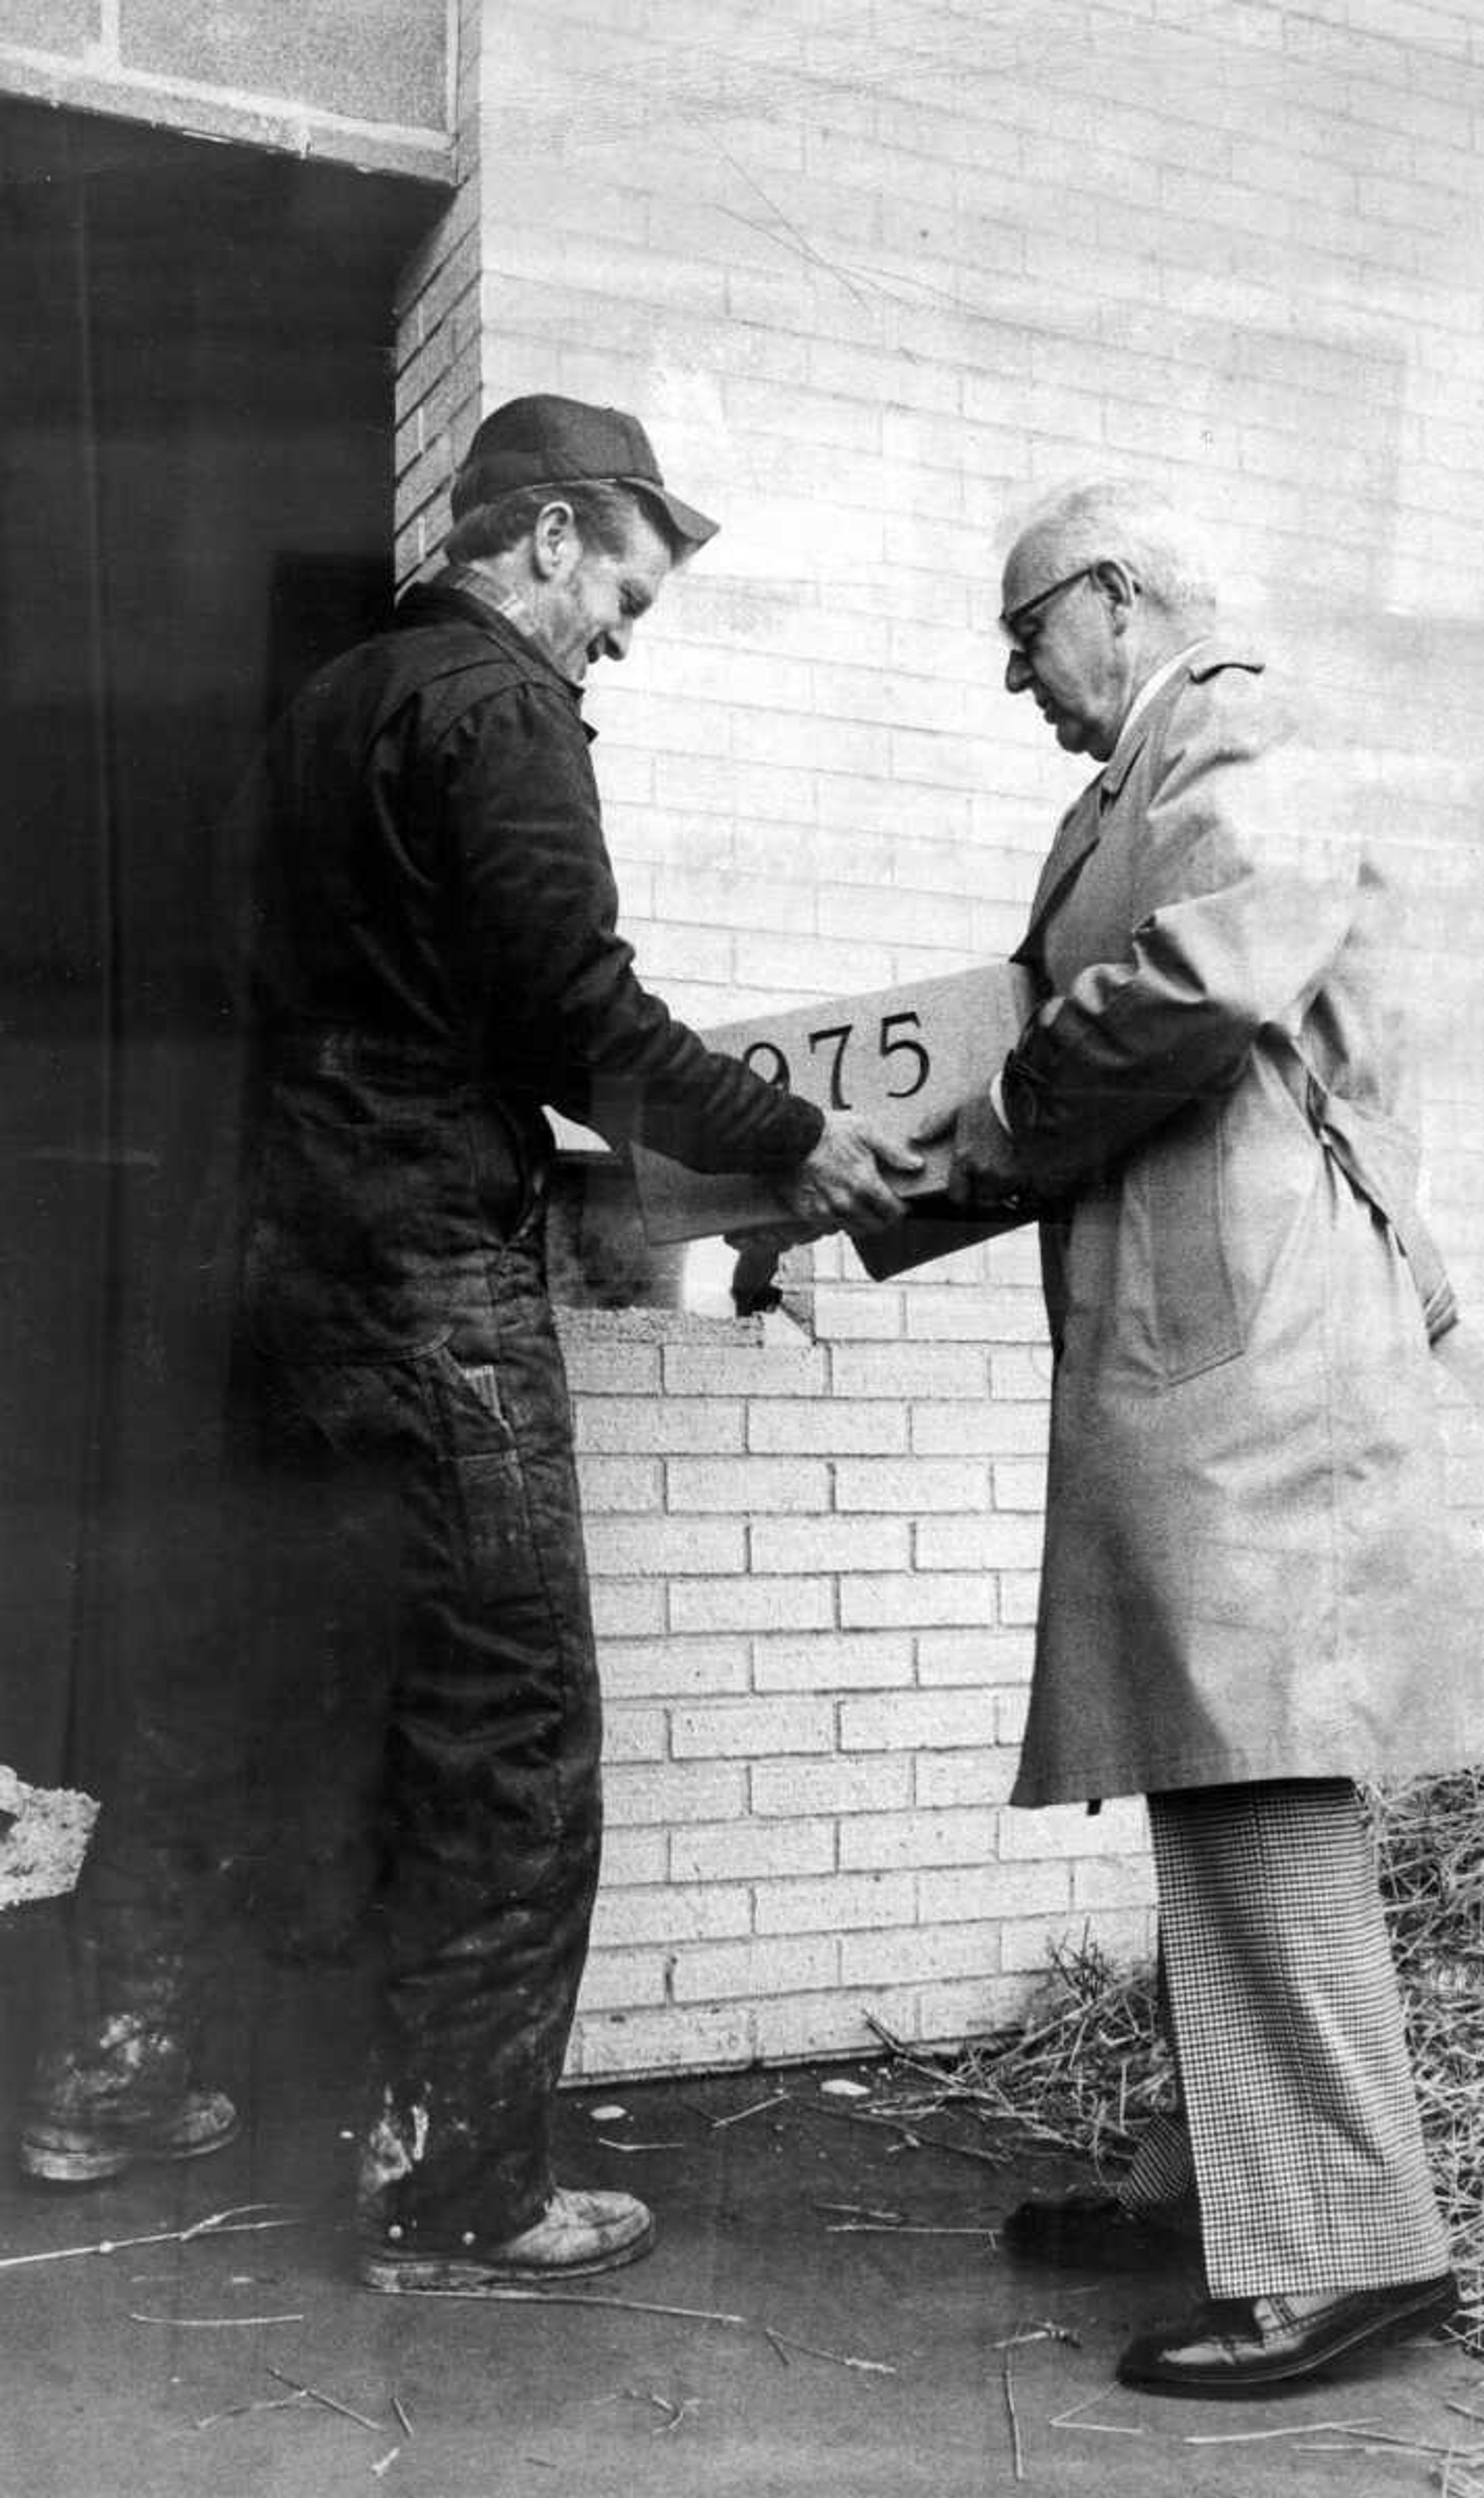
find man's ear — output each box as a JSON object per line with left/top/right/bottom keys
{"left": 1092, "top": 556, "right": 1139, "bottom": 634}
{"left": 530, "top": 498, "right": 579, "bottom": 580}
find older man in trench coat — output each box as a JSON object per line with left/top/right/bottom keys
{"left": 926, "top": 478, "right": 1482, "bottom": 2396}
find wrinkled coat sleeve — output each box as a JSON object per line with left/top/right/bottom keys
{"left": 439, "top": 677, "right": 824, "bottom": 1173}
{"left": 1001, "top": 668, "right": 1360, "bottom": 1197}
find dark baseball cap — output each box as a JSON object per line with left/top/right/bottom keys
{"left": 450, "top": 393, "right": 719, "bottom": 549}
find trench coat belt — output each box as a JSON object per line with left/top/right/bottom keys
{"left": 1275, "top": 1044, "right": 1456, "bottom": 1342}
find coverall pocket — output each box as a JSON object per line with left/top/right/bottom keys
{"left": 420, "top": 1347, "right": 546, "bottom": 1601}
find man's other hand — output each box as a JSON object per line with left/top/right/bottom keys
{"left": 912, "top": 1089, "right": 1027, "bottom": 1211}
{"left": 781, "top": 1112, "right": 922, "bottom": 1237}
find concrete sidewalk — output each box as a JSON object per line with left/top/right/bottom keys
{"left": 1, "top": 1921, "right": 1472, "bottom": 2498}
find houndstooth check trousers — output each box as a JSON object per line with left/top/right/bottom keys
{"left": 1114, "top": 1779, "right": 1448, "bottom": 2298}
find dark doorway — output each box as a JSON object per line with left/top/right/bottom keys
{"left": 0, "top": 101, "right": 442, "bottom": 1794}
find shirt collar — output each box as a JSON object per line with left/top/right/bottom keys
{"left": 442, "top": 563, "right": 577, "bottom": 684}
{"left": 1110, "top": 637, "right": 1210, "bottom": 764}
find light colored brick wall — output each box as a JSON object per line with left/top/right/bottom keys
{"left": 401, "top": 0, "right": 1484, "bottom": 2074}
{"left": 0, "top": 0, "right": 453, "bottom": 180}
{"left": 557, "top": 1249, "right": 1157, "bottom": 2077}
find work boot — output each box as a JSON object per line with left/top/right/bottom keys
{"left": 20, "top": 2085, "right": 241, "bottom": 2185}
{"left": 359, "top": 2184, "right": 656, "bottom": 2292}
{"left": 20, "top": 2023, "right": 240, "bottom": 2185}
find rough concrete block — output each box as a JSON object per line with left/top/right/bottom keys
{"left": 584, "top": 1517, "right": 744, "bottom": 1580}
{"left": 590, "top": 1580, "right": 665, "bottom": 1640}
{"left": 917, "top": 1629, "right": 1035, "bottom": 1687}
{"left": 120, "top": 0, "right": 448, "bottom": 128}
{"left": 748, "top": 1400, "right": 908, "bottom": 1454}
{"left": 840, "top": 1690, "right": 999, "bottom": 1751}
{"left": 839, "top": 1806, "right": 1000, "bottom": 1872}
{"left": 670, "top": 1697, "right": 836, "bottom": 1760}
{"left": 914, "top": 1750, "right": 1021, "bottom": 1808}
{"left": 751, "top": 1756, "right": 912, "bottom": 1817}
{"left": 671, "top": 1933, "right": 839, "bottom": 2002}
{"left": 575, "top": 1456, "right": 664, "bottom": 1514}
{"left": 839, "top": 1571, "right": 997, "bottom": 1631}
{"left": 911, "top": 1402, "right": 1049, "bottom": 1457}
{"left": 669, "top": 1575, "right": 834, "bottom": 1636}
{"left": 576, "top": 1398, "right": 745, "bottom": 1455}
{"left": 598, "top": 1637, "right": 751, "bottom": 1701}
{"left": 840, "top": 1920, "right": 1002, "bottom": 1987}
{"left": 750, "top": 1515, "right": 910, "bottom": 1576}
{"left": 590, "top": 1883, "right": 752, "bottom": 1948}
{"left": 572, "top": 2004, "right": 754, "bottom": 2076}
{"left": 921, "top": 1859, "right": 1070, "bottom": 1922}
{"left": 670, "top": 1818, "right": 836, "bottom": 1883}
{"left": 665, "top": 1457, "right": 830, "bottom": 1514}
{"left": 0, "top": 0, "right": 97, "bottom": 53}
{"left": 834, "top": 1458, "right": 989, "bottom": 1512}
{"left": 751, "top": 1631, "right": 912, "bottom": 1691}
{"left": 915, "top": 1974, "right": 1037, "bottom": 2043}
{"left": 831, "top": 1345, "right": 992, "bottom": 1400}
{"left": 574, "top": 1949, "right": 669, "bottom": 2011}
{"left": 604, "top": 1761, "right": 747, "bottom": 1827}
{"left": 602, "top": 1707, "right": 667, "bottom": 1764}
{"left": 662, "top": 1338, "right": 829, "bottom": 1398}
{"left": 753, "top": 1870, "right": 917, "bottom": 1934}
{"left": 914, "top": 1513, "right": 1045, "bottom": 1572}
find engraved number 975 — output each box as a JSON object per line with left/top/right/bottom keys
{"left": 742, "top": 1013, "right": 932, "bottom": 1110}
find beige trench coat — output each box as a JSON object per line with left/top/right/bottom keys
{"left": 1005, "top": 641, "right": 1483, "bottom": 1807}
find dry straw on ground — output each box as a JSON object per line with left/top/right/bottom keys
{"left": 870, "top": 1771, "right": 1484, "bottom": 2355}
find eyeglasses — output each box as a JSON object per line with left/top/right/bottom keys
{"left": 999, "top": 564, "right": 1097, "bottom": 654}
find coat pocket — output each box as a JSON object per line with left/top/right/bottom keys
{"left": 1144, "top": 1097, "right": 1245, "bottom": 1384}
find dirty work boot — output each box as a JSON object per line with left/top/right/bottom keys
{"left": 20, "top": 2086, "right": 240, "bottom": 2185}
{"left": 20, "top": 2031, "right": 240, "bottom": 2186}
{"left": 359, "top": 2185, "right": 656, "bottom": 2293}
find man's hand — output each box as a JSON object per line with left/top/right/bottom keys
{"left": 779, "top": 1111, "right": 922, "bottom": 1238}
{"left": 912, "top": 1088, "right": 1029, "bottom": 1211}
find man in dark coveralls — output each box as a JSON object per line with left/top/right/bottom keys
{"left": 922, "top": 478, "right": 1477, "bottom": 2396}
{"left": 21, "top": 396, "right": 914, "bottom": 2292}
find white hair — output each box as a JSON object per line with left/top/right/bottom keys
{"left": 1007, "top": 479, "right": 1218, "bottom": 625}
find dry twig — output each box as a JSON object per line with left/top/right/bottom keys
{"left": 265, "top": 2366, "right": 386, "bottom": 2435}
{"left": 129, "top": 2310, "right": 305, "bottom": 2328}
{"left": 1048, "top": 2387, "right": 1145, "bottom": 2437}
{"left": 762, "top": 2327, "right": 895, "bottom": 2375}
{"left": 1181, "top": 2416, "right": 1384, "bottom": 2447}
{"left": 1001, "top": 2341, "right": 1025, "bottom": 2483}
{"left": 196, "top": 2393, "right": 310, "bottom": 2432}
{"left": 710, "top": 2091, "right": 790, "bottom": 2130}
{"left": 0, "top": 2203, "right": 301, "bottom": 2275}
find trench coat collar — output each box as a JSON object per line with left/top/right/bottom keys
{"left": 1098, "top": 635, "right": 1264, "bottom": 803}
{"left": 1010, "top": 637, "right": 1265, "bottom": 971}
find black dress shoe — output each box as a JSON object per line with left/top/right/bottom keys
{"left": 1117, "top": 2273, "right": 1458, "bottom": 2398}
{"left": 1001, "top": 2186, "right": 1199, "bottom": 2270}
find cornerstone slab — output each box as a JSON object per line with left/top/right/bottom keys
{"left": 631, "top": 962, "right": 1036, "bottom": 1244}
